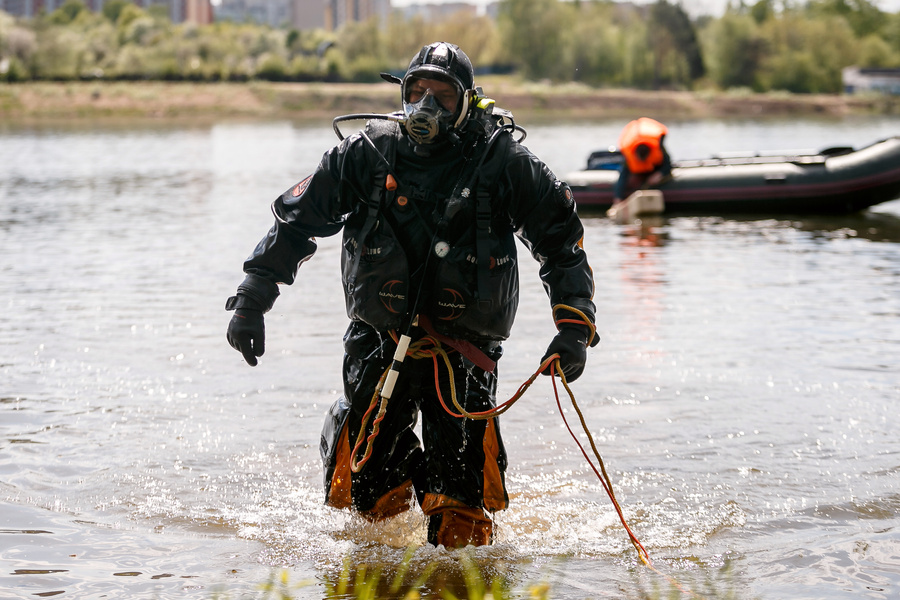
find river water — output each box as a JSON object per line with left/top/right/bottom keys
{"left": 1, "top": 114, "right": 899, "bottom": 599}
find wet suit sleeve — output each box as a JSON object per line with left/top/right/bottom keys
{"left": 237, "top": 135, "right": 373, "bottom": 306}
{"left": 500, "top": 141, "right": 597, "bottom": 329}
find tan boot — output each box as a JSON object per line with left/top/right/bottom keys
{"left": 426, "top": 506, "right": 492, "bottom": 548}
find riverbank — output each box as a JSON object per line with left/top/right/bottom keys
{"left": 2, "top": 79, "right": 898, "bottom": 123}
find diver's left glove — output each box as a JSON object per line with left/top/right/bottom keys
{"left": 541, "top": 326, "right": 590, "bottom": 382}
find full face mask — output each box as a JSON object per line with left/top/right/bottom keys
{"left": 402, "top": 89, "right": 457, "bottom": 146}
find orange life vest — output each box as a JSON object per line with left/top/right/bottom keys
{"left": 618, "top": 118, "right": 668, "bottom": 174}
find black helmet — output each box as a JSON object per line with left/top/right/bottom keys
{"left": 400, "top": 42, "right": 475, "bottom": 141}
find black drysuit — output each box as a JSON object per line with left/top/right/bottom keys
{"left": 234, "top": 118, "right": 596, "bottom": 542}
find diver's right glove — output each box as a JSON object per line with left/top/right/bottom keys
{"left": 227, "top": 308, "right": 265, "bottom": 367}
{"left": 225, "top": 274, "right": 280, "bottom": 367}
{"left": 226, "top": 295, "right": 266, "bottom": 367}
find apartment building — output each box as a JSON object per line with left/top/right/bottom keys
{"left": 323, "top": 0, "right": 390, "bottom": 29}
{"left": 213, "top": 0, "right": 389, "bottom": 30}
{"left": 214, "top": 0, "right": 292, "bottom": 27}
{"left": 0, "top": 0, "right": 213, "bottom": 24}
{"left": 292, "top": 0, "right": 325, "bottom": 29}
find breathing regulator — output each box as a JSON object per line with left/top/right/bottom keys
{"left": 332, "top": 42, "right": 524, "bottom": 146}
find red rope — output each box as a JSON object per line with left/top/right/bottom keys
{"left": 548, "top": 359, "right": 651, "bottom": 565}
{"left": 344, "top": 329, "right": 718, "bottom": 595}
{"left": 417, "top": 342, "right": 651, "bottom": 564}
{"left": 350, "top": 323, "right": 652, "bottom": 566}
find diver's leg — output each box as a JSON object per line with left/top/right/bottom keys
{"left": 320, "top": 322, "right": 423, "bottom": 520}
{"left": 419, "top": 348, "right": 508, "bottom": 547}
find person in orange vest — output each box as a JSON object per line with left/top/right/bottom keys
{"left": 613, "top": 117, "right": 672, "bottom": 204}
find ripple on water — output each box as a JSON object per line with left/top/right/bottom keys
{"left": 3, "top": 121, "right": 900, "bottom": 599}
{"left": 0, "top": 501, "right": 268, "bottom": 600}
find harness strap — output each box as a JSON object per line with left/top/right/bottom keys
{"left": 467, "top": 125, "right": 512, "bottom": 313}
{"left": 347, "top": 128, "right": 397, "bottom": 288}
{"left": 474, "top": 189, "right": 493, "bottom": 312}
{"left": 346, "top": 192, "right": 382, "bottom": 289}
{"left": 416, "top": 314, "right": 496, "bottom": 373}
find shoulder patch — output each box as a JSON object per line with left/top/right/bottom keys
{"left": 555, "top": 180, "right": 574, "bottom": 208}
{"left": 291, "top": 175, "right": 312, "bottom": 197}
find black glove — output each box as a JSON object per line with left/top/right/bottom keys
{"left": 541, "top": 326, "right": 589, "bottom": 382}
{"left": 227, "top": 308, "right": 265, "bottom": 367}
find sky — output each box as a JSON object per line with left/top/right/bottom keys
{"left": 389, "top": 0, "right": 900, "bottom": 17}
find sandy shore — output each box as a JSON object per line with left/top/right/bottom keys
{"left": 1, "top": 79, "right": 898, "bottom": 123}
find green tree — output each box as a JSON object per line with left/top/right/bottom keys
{"left": 3, "top": 0, "right": 897, "bottom": 87}
{"left": 81, "top": 18, "right": 117, "bottom": 76}
{"left": 497, "top": 0, "right": 566, "bottom": 80}
{"left": 334, "top": 17, "right": 390, "bottom": 81}
{"left": 884, "top": 12, "right": 900, "bottom": 55}
{"left": 701, "top": 12, "right": 766, "bottom": 89}
{"left": 806, "top": 0, "right": 884, "bottom": 37}
{"left": 115, "top": 2, "right": 145, "bottom": 30}
{"left": 425, "top": 12, "right": 501, "bottom": 68}
{"left": 620, "top": 21, "right": 656, "bottom": 87}
{"left": 561, "top": 1, "right": 624, "bottom": 85}
{"left": 0, "top": 11, "right": 37, "bottom": 80}
{"left": 256, "top": 52, "right": 289, "bottom": 81}
{"left": 855, "top": 33, "right": 898, "bottom": 67}
{"left": 648, "top": 0, "right": 705, "bottom": 88}
{"left": 750, "top": 0, "right": 774, "bottom": 23}
{"left": 32, "top": 25, "right": 84, "bottom": 78}
{"left": 102, "top": 0, "right": 130, "bottom": 24}
{"left": 382, "top": 13, "right": 431, "bottom": 72}
{"left": 47, "top": 0, "right": 88, "bottom": 26}
{"left": 759, "top": 14, "right": 857, "bottom": 91}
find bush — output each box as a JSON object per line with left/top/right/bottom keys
{"left": 344, "top": 54, "right": 388, "bottom": 83}
{"left": 256, "top": 52, "right": 288, "bottom": 81}
{"left": 1, "top": 55, "right": 28, "bottom": 81}
{"left": 2, "top": 0, "right": 900, "bottom": 88}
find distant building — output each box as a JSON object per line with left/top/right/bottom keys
{"left": 214, "top": 0, "right": 389, "bottom": 30}
{"left": 292, "top": 0, "right": 325, "bottom": 29}
{"left": 0, "top": 0, "right": 54, "bottom": 16}
{"left": 211, "top": 0, "right": 495, "bottom": 31}
{"left": 396, "top": 2, "right": 500, "bottom": 21}
{"left": 183, "top": 0, "right": 212, "bottom": 24}
{"left": 0, "top": 0, "right": 213, "bottom": 24}
{"left": 215, "top": 0, "right": 291, "bottom": 27}
{"left": 396, "top": 1, "right": 497, "bottom": 20}
{"left": 395, "top": 1, "right": 474, "bottom": 20}
{"left": 324, "top": 0, "right": 390, "bottom": 30}
{"left": 843, "top": 67, "right": 900, "bottom": 95}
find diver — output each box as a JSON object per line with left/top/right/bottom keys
{"left": 225, "top": 42, "right": 598, "bottom": 547}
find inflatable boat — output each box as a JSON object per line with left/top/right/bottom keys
{"left": 565, "top": 136, "right": 900, "bottom": 214}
